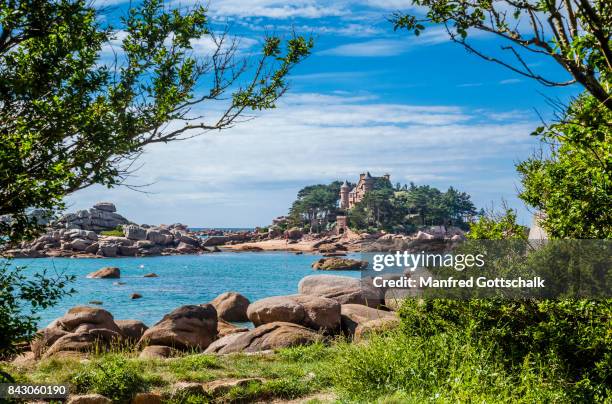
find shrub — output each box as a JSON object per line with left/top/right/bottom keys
{"left": 0, "top": 262, "right": 74, "bottom": 360}
{"left": 330, "top": 328, "right": 569, "bottom": 402}
{"left": 100, "top": 226, "right": 124, "bottom": 237}
{"left": 72, "top": 355, "right": 147, "bottom": 403}
{"left": 398, "top": 298, "right": 612, "bottom": 401}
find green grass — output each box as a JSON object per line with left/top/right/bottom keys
{"left": 99, "top": 226, "right": 124, "bottom": 237}
{"left": 4, "top": 300, "right": 610, "bottom": 403}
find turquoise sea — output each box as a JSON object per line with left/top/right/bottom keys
{"left": 9, "top": 252, "right": 361, "bottom": 328}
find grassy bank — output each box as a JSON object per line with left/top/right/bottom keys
{"left": 4, "top": 298, "right": 610, "bottom": 403}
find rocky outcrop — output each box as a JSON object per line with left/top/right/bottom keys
{"left": 2, "top": 203, "right": 224, "bottom": 258}
{"left": 298, "top": 275, "right": 384, "bottom": 308}
{"left": 42, "top": 329, "right": 119, "bottom": 358}
{"left": 285, "top": 227, "right": 303, "bottom": 240}
{"left": 139, "top": 305, "right": 218, "bottom": 351}
{"left": 311, "top": 257, "right": 368, "bottom": 271}
{"left": 210, "top": 292, "right": 250, "bottom": 322}
{"left": 86, "top": 267, "right": 120, "bottom": 279}
{"left": 123, "top": 224, "right": 147, "bottom": 240}
{"left": 57, "top": 203, "right": 129, "bottom": 232}
{"left": 93, "top": 202, "right": 116, "bottom": 212}
{"left": 247, "top": 294, "right": 340, "bottom": 332}
{"left": 32, "top": 306, "right": 122, "bottom": 358}
{"left": 415, "top": 231, "right": 435, "bottom": 240}
{"left": 340, "top": 304, "right": 396, "bottom": 335}
{"left": 207, "top": 322, "right": 321, "bottom": 354}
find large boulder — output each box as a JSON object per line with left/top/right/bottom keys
{"left": 57, "top": 205, "right": 129, "bottom": 232}
{"left": 32, "top": 306, "right": 122, "bottom": 357}
{"left": 139, "top": 305, "right": 218, "bottom": 350}
{"left": 86, "top": 267, "right": 120, "bottom": 279}
{"left": 340, "top": 304, "right": 396, "bottom": 335}
{"left": 115, "top": 320, "right": 148, "bottom": 341}
{"left": 247, "top": 294, "right": 340, "bottom": 332}
{"left": 93, "top": 202, "right": 116, "bottom": 213}
{"left": 58, "top": 306, "right": 121, "bottom": 333}
{"left": 201, "top": 236, "right": 229, "bottom": 247}
{"left": 176, "top": 242, "right": 199, "bottom": 253}
{"left": 210, "top": 292, "right": 250, "bottom": 322}
{"left": 32, "top": 306, "right": 124, "bottom": 358}
{"left": 31, "top": 326, "right": 70, "bottom": 357}
{"left": 311, "top": 257, "right": 367, "bottom": 271}
{"left": 146, "top": 229, "right": 173, "bottom": 245}
{"left": 285, "top": 227, "right": 303, "bottom": 240}
{"left": 123, "top": 225, "right": 146, "bottom": 241}
{"left": 298, "top": 275, "right": 383, "bottom": 308}
{"left": 204, "top": 332, "right": 246, "bottom": 354}
{"left": 217, "top": 319, "right": 249, "bottom": 337}
{"left": 118, "top": 245, "right": 138, "bottom": 256}
{"left": 42, "top": 329, "right": 121, "bottom": 358}
{"left": 179, "top": 234, "right": 200, "bottom": 246}
{"left": 64, "top": 229, "right": 98, "bottom": 241}
{"left": 70, "top": 238, "right": 93, "bottom": 251}
{"left": 97, "top": 244, "right": 117, "bottom": 257}
{"left": 209, "top": 322, "right": 321, "bottom": 354}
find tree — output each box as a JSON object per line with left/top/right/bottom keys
{"left": 391, "top": 0, "right": 612, "bottom": 111}
{"left": 289, "top": 183, "right": 340, "bottom": 232}
{"left": 0, "top": 262, "right": 74, "bottom": 361}
{"left": 391, "top": 0, "right": 611, "bottom": 239}
{"left": 403, "top": 183, "right": 445, "bottom": 226}
{"left": 517, "top": 94, "right": 611, "bottom": 238}
{"left": 0, "top": 0, "right": 312, "bottom": 245}
{"left": 442, "top": 186, "right": 478, "bottom": 224}
{"left": 467, "top": 206, "right": 528, "bottom": 240}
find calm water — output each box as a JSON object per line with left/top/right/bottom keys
{"left": 9, "top": 252, "right": 361, "bottom": 327}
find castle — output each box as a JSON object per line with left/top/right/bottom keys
{"left": 339, "top": 172, "right": 390, "bottom": 209}
{"left": 336, "top": 172, "right": 390, "bottom": 234}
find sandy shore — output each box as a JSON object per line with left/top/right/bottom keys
{"left": 223, "top": 239, "right": 321, "bottom": 252}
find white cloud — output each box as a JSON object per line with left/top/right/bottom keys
{"left": 66, "top": 91, "right": 539, "bottom": 226}
{"left": 319, "top": 27, "right": 451, "bottom": 56}
{"left": 457, "top": 83, "right": 484, "bottom": 88}
{"left": 499, "top": 78, "right": 522, "bottom": 85}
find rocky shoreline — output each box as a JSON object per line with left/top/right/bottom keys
{"left": 3, "top": 202, "right": 467, "bottom": 259}
{"left": 15, "top": 272, "right": 402, "bottom": 365}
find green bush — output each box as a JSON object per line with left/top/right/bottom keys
{"left": 100, "top": 226, "right": 124, "bottom": 237}
{"left": 331, "top": 328, "right": 569, "bottom": 402}
{"left": 72, "top": 355, "right": 147, "bottom": 403}
{"left": 398, "top": 298, "right": 612, "bottom": 401}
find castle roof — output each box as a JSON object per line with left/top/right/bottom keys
{"left": 341, "top": 180, "right": 350, "bottom": 190}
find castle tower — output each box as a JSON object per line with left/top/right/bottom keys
{"left": 363, "top": 171, "right": 374, "bottom": 193}
{"left": 339, "top": 180, "right": 350, "bottom": 209}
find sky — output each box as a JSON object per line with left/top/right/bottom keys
{"left": 67, "top": 0, "right": 581, "bottom": 227}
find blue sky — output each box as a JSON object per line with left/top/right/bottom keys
{"left": 67, "top": 0, "right": 581, "bottom": 227}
